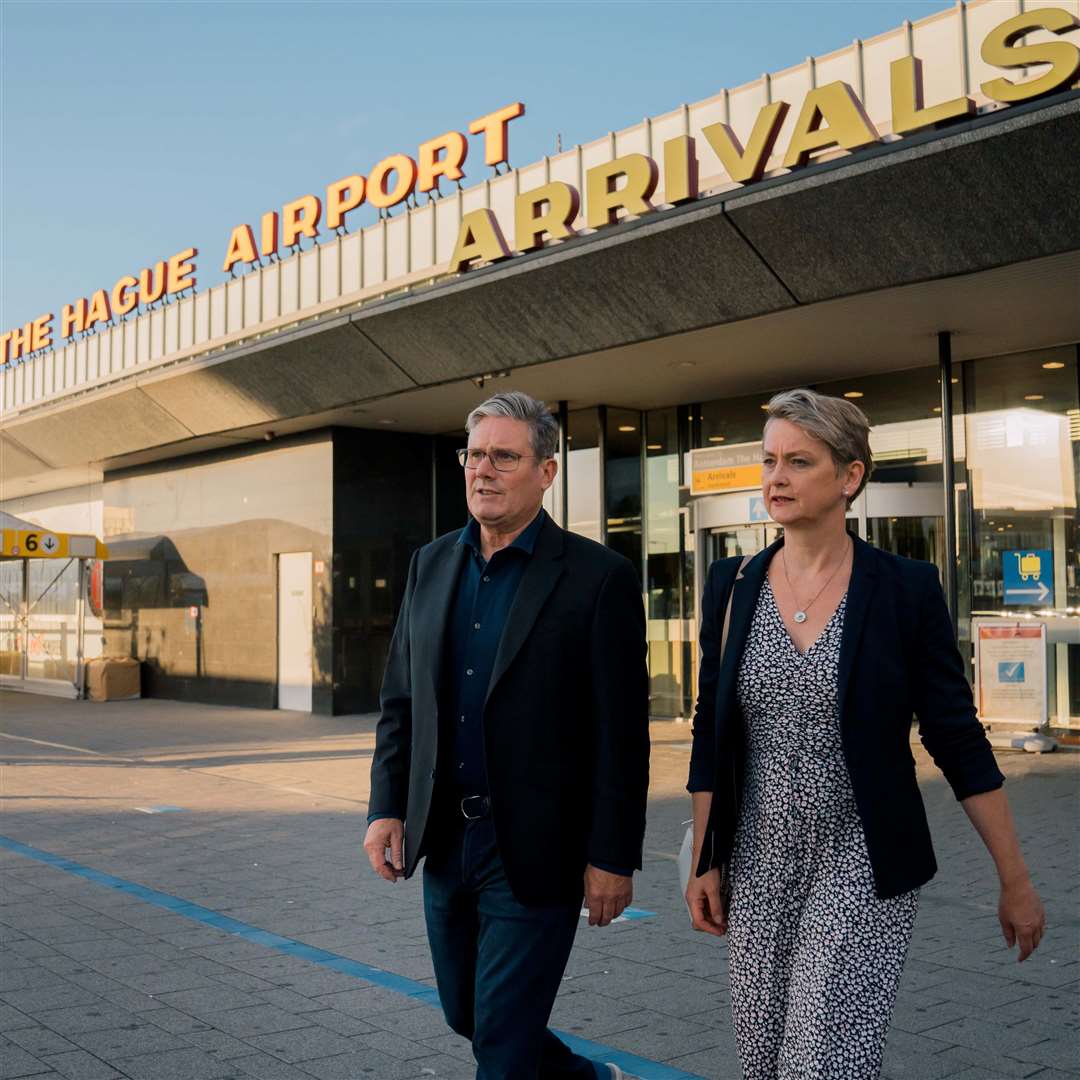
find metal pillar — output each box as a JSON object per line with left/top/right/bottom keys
{"left": 938, "top": 331, "right": 959, "bottom": 629}
{"left": 76, "top": 559, "right": 87, "bottom": 698}
{"left": 597, "top": 406, "right": 608, "bottom": 546}
{"left": 20, "top": 559, "right": 28, "bottom": 682}
{"left": 558, "top": 400, "right": 569, "bottom": 528}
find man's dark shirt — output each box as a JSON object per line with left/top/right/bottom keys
{"left": 443, "top": 510, "right": 544, "bottom": 797}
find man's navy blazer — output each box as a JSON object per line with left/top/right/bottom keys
{"left": 688, "top": 533, "right": 1004, "bottom": 900}
{"left": 369, "top": 511, "right": 650, "bottom": 907}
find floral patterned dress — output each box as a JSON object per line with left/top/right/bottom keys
{"left": 727, "top": 578, "right": 919, "bottom": 1080}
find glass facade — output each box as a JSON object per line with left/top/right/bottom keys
{"left": 333, "top": 429, "right": 439, "bottom": 715}
{"left": 554, "top": 344, "right": 1079, "bottom": 728}
{"left": 566, "top": 409, "right": 602, "bottom": 543}
{"left": 645, "top": 407, "right": 693, "bottom": 718}
{"left": 956, "top": 346, "right": 1079, "bottom": 723}
{"left": 605, "top": 407, "right": 643, "bottom": 580}
{"left": 0, "top": 560, "right": 20, "bottom": 677}
{"left": 25, "top": 558, "right": 81, "bottom": 684}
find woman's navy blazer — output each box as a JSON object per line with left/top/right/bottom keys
{"left": 688, "top": 533, "right": 1005, "bottom": 900}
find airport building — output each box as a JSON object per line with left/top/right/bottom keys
{"left": 1, "top": 1, "right": 1077, "bottom": 727}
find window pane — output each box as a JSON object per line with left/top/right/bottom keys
{"left": 566, "top": 409, "right": 601, "bottom": 542}
{"left": 606, "top": 407, "right": 642, "bottom": 583}
{"left": 645, "top": 407, "right": 690, "bottom": 718}
{"left": 959, "top": 345, "right": 1079, "bottom": 727}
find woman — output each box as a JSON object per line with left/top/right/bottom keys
{"left": 685, "top": 388, "right": 1045, "bottom": 1080}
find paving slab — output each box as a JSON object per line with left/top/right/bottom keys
{"left": 111, "top": 1047, "right": 235, "bottom": 1080}
{"left": 39, "top": 1050, "right": 123, "bottom": 1080}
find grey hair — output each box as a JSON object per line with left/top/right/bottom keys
{"left": 466, "top": 391, "right": 559, "bottom": 461}
{"left": 765, "top": 388, "right": 873, "bottom": 505}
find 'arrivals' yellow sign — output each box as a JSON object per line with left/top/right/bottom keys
{"left": 448, "top": 9, "right": 1079, "bottom": 273}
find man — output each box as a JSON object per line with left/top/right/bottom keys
{"left": 363, "top": 390, "right": 650, "bottom": 1079}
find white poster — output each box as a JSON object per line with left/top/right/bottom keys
{"left": 974, "top": 622, "right": 1047, "bottom": 727}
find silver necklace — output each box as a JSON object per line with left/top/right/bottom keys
{"left": 781, "top": 540, "right": 850, "bottom": 624}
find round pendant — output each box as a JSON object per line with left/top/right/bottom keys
{"left": 793, "top": 610, "right": 808, "bottom": 624}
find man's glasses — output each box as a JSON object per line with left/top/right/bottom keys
{"left": 457, "top": 448, "right": 541, "bottom": 472}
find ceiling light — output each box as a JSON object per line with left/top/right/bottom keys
{"left": 932, "top": 406, "right": 941, "bottom": 413}
{"left": 761, "top": 404, "right": 770, "bottom": 411}
{"left": 646, "top": 443, "right": 662, "bottom": 450}
{"left": 708, "top": 435, "right": 726, "bottom": 443}
{"left": 618, "top": 425, "right": 636, "bottom": 433}
{"left": 951, "top": 377, "right": 958, "bottom": 384}
{"left": 843, "top": 391, "right": 864, "bottom": 399}
{"left": 1042, "top": 361, "right": 1065, "bottom": 369}
{"left": 1024, "top": 394, "right": 1044, "bottom": 401}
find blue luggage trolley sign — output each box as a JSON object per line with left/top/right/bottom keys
{"left": 1002, "top": 550, "right": 1053, "bottom": 606}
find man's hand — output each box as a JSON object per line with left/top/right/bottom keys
{"left": 583, "top": 865, "right": 632, "bottom": 927}
{"left": 686, "top": 867, "right": 727, "bottom": 936}
{"left": 363, "top": 818, "right": 405, "bottom": 882}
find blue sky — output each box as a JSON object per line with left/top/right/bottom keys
{"left": 1, "top": 0, "right": 945, "bottom": 331}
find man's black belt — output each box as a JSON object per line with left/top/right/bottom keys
{"left": 459, "top": 794, "right": 491, "bottom": 821}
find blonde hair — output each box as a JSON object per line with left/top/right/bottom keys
{"left": 765, "top": 388, "right": 873, "bottom": 506}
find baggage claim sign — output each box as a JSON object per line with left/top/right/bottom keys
{"left": 3, "top": 8, "right": 1078, "bottom": 368}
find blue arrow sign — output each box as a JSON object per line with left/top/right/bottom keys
{"left": 748, "top": 495, "right": 769, "bottom": 522}
{"left": 1002, "top": 549, "right": 1053, "bottom": 606}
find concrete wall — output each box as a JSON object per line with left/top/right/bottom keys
{"left": 101, "top": 436, "right": 333, "bottom": 711}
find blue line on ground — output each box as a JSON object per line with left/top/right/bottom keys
{"left": 0, "top": 834, "right": 707, "bottom": 1080}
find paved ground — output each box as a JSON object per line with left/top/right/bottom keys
{"left": 0, "top": 691, "right": 1076, "bottom": 1080}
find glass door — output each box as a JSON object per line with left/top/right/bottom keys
{"left": 706, "top": 524, "right": 781, "bottom": 563}
{"left": 25, "top": 558, "right": 80, "bottom": 684}
{"left": 860, "top": 482, "right": 946, "bottom": 581}
{"left": 866, "top": 515, "right": 945, "bottom": 571}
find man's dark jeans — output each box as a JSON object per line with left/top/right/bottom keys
{"left": 422, "top": 816, "right": 603, "bottom": 1079}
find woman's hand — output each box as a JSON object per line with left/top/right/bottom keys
{"left": 960, "top": 788, "right": 1045, "bottom": 962}
{"left": 999, "top": 877, "right": 1045, "bottom": 962}
{"left": 686, "top": 868, "right": 727, "bottom": 936}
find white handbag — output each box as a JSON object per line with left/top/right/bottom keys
{"left": 678, "top": 819, "right": 695, "bottom": 922}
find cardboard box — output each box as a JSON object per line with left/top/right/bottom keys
{"left": 86, "top": 657, "right": 141, "bottom": 702}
